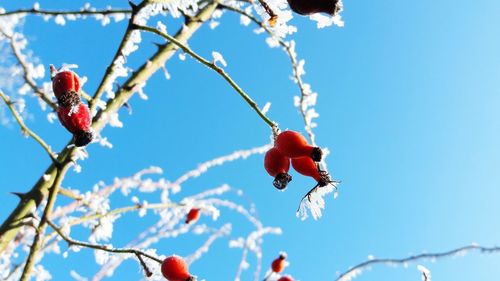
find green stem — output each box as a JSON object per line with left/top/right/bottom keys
{"left": 134, "top": 24, "right": 278, "bottom": 131}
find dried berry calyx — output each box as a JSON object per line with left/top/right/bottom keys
{"left": 287, "top": 0, "right": 341, "bottom": 16}
{"left": 74, "top": 130, "right": 94, "bottom": 147}
{"left": 273, "top": 173, "right": 292, "bottom": 190}
{"left": 58, "top": 90, "right": 81, "bottom": 108}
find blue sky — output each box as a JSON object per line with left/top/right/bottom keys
{"left": 1, "top": 0, "right": 500, "bottom": 280}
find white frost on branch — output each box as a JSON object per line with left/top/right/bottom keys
{"left": 212, "top": 51, "right": 227, "bottom": 67}
{"left": 417, "top": 265, "right": 432, "bottom": 281}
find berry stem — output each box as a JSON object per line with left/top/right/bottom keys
{"left": 132, "top": 24, "right": 279, "bottom": 132}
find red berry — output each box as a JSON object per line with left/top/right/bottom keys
{"left": 291, "top": 157, "right": 322, "bottom": 183}
{"left": 277, "top": 276, "right": 294, "bottom": 281}
{"left": 161, "top": 255, "right": 192, "bottom": 281}
{"left": 287, "top": 0, "right": 340, "bottom": 16}
{"left": 52, "top": 70, "right": 80, "bottom": 101}
{"left": 57, "top": 103, "right": 93, "bottom": 147}
{"left": 271, "top": 253, "right": 287, "bottom": 273}
{"left": 264, "top": 147, "right": 292, "bottom": 190}
{"left": 185, "top": 208, "right": 201, "bottom": 224}
{"left": 275, "top": 131, "right": 322, "bottom": 162}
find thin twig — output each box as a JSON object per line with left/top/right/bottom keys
{"left": 0, "top": 8, "right": 132, "bottom": 17}
{"left": 0, "top": 90, "right": 59, "bottom": 164}
{"left": 221, "top": 4, "right": 317, "bottom": 144}
{"left": 133, "top": 24, "right": 278, "bottom": 131}
{"left": 0, "top": 30, "right": 57, "bottom": 110}
{"left": 335, "top": 244, "right": 500, "bottom": 281}
{"left": 47, "top": 219, "right": 162, "bottom": 264}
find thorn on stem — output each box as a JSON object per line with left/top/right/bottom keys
{"left": 136, "top": 253, "right": 153, "bottom": 277}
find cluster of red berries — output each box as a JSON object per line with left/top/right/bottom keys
{"left": 287, "top": 0, "right": 341, "bottom": 16}
{"left": 161, "top": 255, "right": 195, "bottom": 281}
{"left": 263, "top": 253, "right": 295, "bottom": 281}
{"left": 51, "top": 65, "right": 93, "bottom": 147}
{"left": 265, "top": 131, "right": 333, "bottom": 199}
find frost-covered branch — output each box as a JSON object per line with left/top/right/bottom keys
{"left": 46, "top": 219, "right": 162, "bottom": 262}
{"left": 20, "top": 165, "right": 69, "bottom": 281}
{"left": 335, "top": 244, "right": 500, "bottom": 281}
{"left": 133, "top": 24, "right": 279, "bottom": 131}
{"left": 0, "top": 7, "right": 132, "bottom": 18}
{"left": 221, "top": 4, "right": 319, "bottom": 144}
{"left": 185, "top": 223, "right": 232, "bottom": 265}
{"left": 0, "top": 1, "right": 219, "bottom": 253}
{"left": 0, "top": 90, "right": 59, "bottom": 163}
{"left": 171, "top": 143, "right": 271, "bottom": 191}
{"left": 0, "top": 30, "right": 57, "bottom": 110}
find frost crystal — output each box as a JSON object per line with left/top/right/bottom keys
{"left": 296, "top": 181, "right": 338, "bottom": 220}
{"left": 212, "top": 51, "right": 227, "bottom": 67}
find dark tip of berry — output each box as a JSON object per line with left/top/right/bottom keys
{"left": 311, "top": 147, "right": 323, "bottom": 162}
{"left": 273, "top": 173, "right": 292, "bottom": 190}
{"left": 318, "top": 170, "right": 336, "bottom": 187}
{"left": 74, "top": 131, "right": 93, "bottom": 147}
{"left": 186, "top": 276, "right": 196, "bottom": 281}
{"left": 279, "top": 253, "right": 287, "bottom": 260}
{"left": 58, "top": 90, "right": 81, "bottom": 108}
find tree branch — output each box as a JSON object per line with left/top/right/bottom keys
{"left": 0, "top": 90, "right": 59, "bottom": 164}
{"left": 0, "top": 8, "right": 132, "bottom": 18}
{"left": 221, "top": 4, "right": 317, "bottom": 143}
{"left": 133, "top": 24, "right": 279, "bottom": 131}
{"left": 335, "top": 244, "right": 500, "bottom": 281}
{"left": 0, "top": 1, "right": 219, "bottom": 253}
{"left": 47, "top": 219, "right": 162, "bottom": 262}
{"left": 0, "top": 30, "right": 57, "bottom": 111}
{"left": 20, "top": 165, "right": 68, "bottom": 281}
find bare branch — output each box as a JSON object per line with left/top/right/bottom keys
{"left": 133, "top": 24, "right": 279, "bottom": 131}
{"left": 335, "top": 244, "right": 500, "bottom": 281}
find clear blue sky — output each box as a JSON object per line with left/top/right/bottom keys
{"left": 1, "top": 0, "right": 500, "bottom": 280}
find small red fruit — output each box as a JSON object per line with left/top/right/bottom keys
{"left": 161, "top": 255, "right": 193, "bottom": 281}
{"left": 185, "top": 208, "right": 201, "bottom": 224}
{"left": 291, "top": 157, "right": 322, "bottom": 183}
{"left": 275, "top": 131, "right": 323, "bottom": 162}
{"left": 271, "top": 253, "right": 287, "bottom": 273}
{"left": 277, "top": 275, "right": 294, "bottom": 281}
{"left": 264, "top": 147, "right": 292, "bottom": 190}
{"left": 52, "top": 70, "right": 81, "bottom": 107}
{"left": 57, "top": 103, "right": 93, "bottom": 147}
{"left": 287, "top": 0, "right": 340, "bottom": 16}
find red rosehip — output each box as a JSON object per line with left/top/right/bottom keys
{"left": 291, "top": 157, "right": 322, "bottom": 183}
{"left": 275, "top": 131, "right": 323, "bottom": 162}
{"left": 185, "top": 208, "right": 201, "bottom": 224}
{"left": 52, "top": 70, "right": 81, "bottom": 105}
{"left": 57, "top": 103, "right": 93, "bottom": 147}
{"left": 271, "top": 253, "right": 287, "bottom": 273}
{"left": 292, "top": 156, "right": 335, "bottom": 203}
{"left": 264, "top": 147, "right": 292, "bottom": 190}
{"left": 161, "top": 255, "right": 193, "bottom": 281}
{"left": 287, "top": 0, "right": 340, "bottom": 16}
{"left": 277, "top": 275, "right": 294, "bottom": 281}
